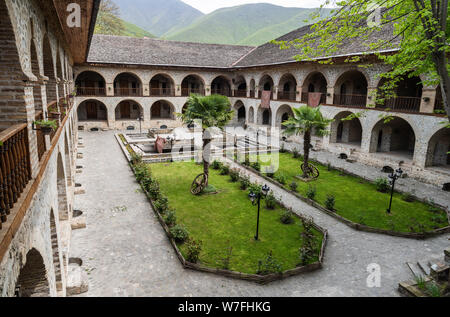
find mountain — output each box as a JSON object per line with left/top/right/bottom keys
{"left": 113, "top": 0, "right": 204, "bottom": 37}
{"left": 164, "top": 4, "right": 332, "bottom": 46}
{"left": 122, "top": 20, "right": 155, "bottom": 38}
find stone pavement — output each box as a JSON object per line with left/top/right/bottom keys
{"left": 70, "top": 130, "right": 449, "bottom": 297}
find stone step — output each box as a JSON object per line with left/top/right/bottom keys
{"left": 406, "top": 262, "right": 424, "bottom": 278}
{"left": 66, "top": 264, "right": 89, "bottom": 296}
{"left": 417, "top": 260, "right": 431, "bottom": 276}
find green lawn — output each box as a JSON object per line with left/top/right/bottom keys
{"left": 250, "top": 152, "right": 449, "bottom": 233}
{"left": 149, "top": 161, "right": 324, "bottom": 274}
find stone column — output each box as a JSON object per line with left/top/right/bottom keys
{"left": 175, "top": 84, "right": 182, "bottom": 97}
{"left": 24, "top": 83, "right": 40, "bottom": 178}
{"left": 107, "top": 105, "right": 115, "bottom": 129}
{"left": 413, "top": 139, "right": 428, "bottom": 168}
{"left": 420, "top": 88, "right": 436, "bottom": 113}
{"left": 142, "top": 83, "right": 150, "bottom": 97}
{"left": 273, "top": 86, "right": 279, "bottom": 100}
{"left": 366, "top": 87, "right": 377, "bottom": 108}
{"left": 326, "top": 87, "right": 334, "bottom": 105}
{"left": 296, "top": 86, "right": 302, "bottom": 102}
{"left": 205, "top": 85, "right": 211, "bottom": 96}
{"left": 106, "top": 83, "right": 114, "bottom": 96}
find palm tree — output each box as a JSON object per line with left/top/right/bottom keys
{"left": 179, "top": 94, "right": 233, "bottom": 187}
{"left": 282, "top": 106, "right": 333, "bottom": 178}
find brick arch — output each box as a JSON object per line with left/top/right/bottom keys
{"left": 49, "top": 210, "right": 63, "bottom": 292}
{"left": 233, "top": 100, "right": 246, "bottom": 124}
{"left": 329, "top": 111, "right": 363, "bottom": 146}
{"left": 300, "top": 71, "right": 329, "bottom": 90}
{"left": 425, "top": 127, "right": 450, "bottom": 167}
{"left": 150, "top": 100, "right": 176, "bottom": 120}
{"left": 275, "top": 104, "right": 294, "bottom": 128}
{"left": 331, "top": 68, "right": 370, "bottom": 88}
{"left": 115, "top": 99, "right": 143, "bottom": 120}
{"left": 56, "top": 152, "right": 69, "bottom": 221}
{"left": 15, "top": 248, "right": 50, "bottom": 297}
{"left": 248, "top": 106, "right": 255, "bottom": 124}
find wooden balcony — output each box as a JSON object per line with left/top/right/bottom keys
{"left": 301, "top": 92, "right": 327, "bottom": 105}
{"left": 150, "top": 88, "right": 175, "bottom": 97}
{"left": 77, "top": 87, "right": 106, "bottom": 96}
{"left": 0, "top": 124, "right": 31, "bottom": 230}
{"left": 258, "top": 91, "right": 274, "bottom": 100}
{"left": 249, "top": 90, "right": 255, "bottom": 98}
{"left": 211, "top": 88, "right": 231, "bottom": 97}
{"left": 333, "top": 94, "right": 367, "bottom": 108}
{"left": 277, "top": 91, "right": 297, "bottom": 101}
{"left": 378, "top": 96, "right": 422, "bottom": 113}
{"left": 114, "top": 88, "right": 143, "bottom": 97}
{"left": 233, "top": 89, "right": 247, "bottom": 97}
{"left": 181, "top": 88, "right": 205, "bottom": 96}
{"left": 35, "top": 111, "right": 46, "bottom": 161}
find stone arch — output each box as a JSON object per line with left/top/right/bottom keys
{"left": 257, "top": 106, "right": 272, "bottom": 126}
{"left": 77, "top": 99, "right": 108, "bottom": 121}
{"left": 249, "top": 79, "right": 256, "bottom": 97}
{"left": 57, "top": 152, "right": 69, "bottom": 221}
{"left": 330, "top": 111, "right": 363, "bottom": 146}
{"left": 425, "top": 128, "right": 450, "bottom": 167}
{"left": 275, "top": 104, "right": 294, "bottom": 129}
{"left": 248, "top": 106, "right": 255, "bottom": 124}
{"left": 234, "top": 75, "right": 247, "bottom": 91}
{"left": 49, "top": 210, "right": 63, "bottom": 292}
{"left": 333, "top": 70, "right": 368, "bottom": 107}
{"left": 151, "top": 100, "right": 176, "bottom": 120}
{"left": 376, "top": 75, "right": 423, "bottom": 112}
{"left": 369, "top": 117, "right": 416, "bottom": 159}
{"left": 75, "top": 71, "right": 106, "bottom": 96}
{"left": 278, "top": 73, "right": 297, "bottom": 101}
{"left": 211, "top": 75, "right": 232, "bottom": 96}
{"left": 15, "top": 248, "right": 50, "bottom": 297}
{"left": 43, "top": 34, "right": 57, "bottom": 104}
{"left": 150, "top": 73, "right": 175, "bottom": 96}
{"left": 115, "top": 100, "right": 143, "bottom": 120}
{"left": 64, "top": 133, "right": 72, "bottom": 187}
{"left": 114, "top": 72, "right": 143, "bottom": 96}
{"left": 233, "top": 100, "right": 246, "bottom": 124}
{"left": 181, "top": 74, "right": 205, "bottom": 96}
{"left": 258, "top": 74, "right": 274, "bottom": 92}
{"left": 301, "top": 71, "right": 328, "bottom": 103}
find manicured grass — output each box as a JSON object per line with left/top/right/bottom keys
{"left": 250, "top": 152, "right": 449, "bottom": 233}
{"left": 149, "top": 161, "right": 323, "bottom": 274}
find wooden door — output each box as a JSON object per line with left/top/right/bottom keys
{"left": 86, "top": 102, "right": 97, "bottom": 120}
{"left": 151, "top": 103, "right": 161, "bottom": 119}
{"left": 120, "top": 102, "right": 130, "bottom": 119}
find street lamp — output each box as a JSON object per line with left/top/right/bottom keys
{"left": 386, "top": 168, "right": 403, "bottom": 214}
{"left": 137, "top": 114, "right": 144, "bottom": 135}
{"left": 249, "top": 184, "right": 270, "bottom": 240}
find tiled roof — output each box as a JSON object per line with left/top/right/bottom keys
{"left": 87, "top": 35, "right": 255, "bottom": 68}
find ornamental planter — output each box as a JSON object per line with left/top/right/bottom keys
{"left": 40, "top": 126, "right": 54, "bottom": 135}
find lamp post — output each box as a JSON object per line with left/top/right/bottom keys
{"left": 137, "top": 114, "right": 144, "bottom": 135}
{"left": 249, "top": 184, "right": 270, "bottom": 240}
{"left": 386, "top": 168, "right": 403, "bottom": 214}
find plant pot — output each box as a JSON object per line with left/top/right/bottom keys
{"left": 40, "top": 126, "right": 54, "bottom": 135}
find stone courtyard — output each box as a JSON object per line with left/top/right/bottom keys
{"left": 70, "top": 130, "right": 449, "bottom": 297}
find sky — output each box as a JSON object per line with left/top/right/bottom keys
{"left": 181, "top": 0, "right": 333, "bottom": 14}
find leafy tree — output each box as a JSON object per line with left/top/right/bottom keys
{"left": 282, "top": 106, "right": 333, "bottom": 178}
{"left": 273, "top": 0, "right": 450, "bottom": 121}
{"left": 179, "top": 94, "right": 233, "bottom": 186}
{"left": 94, "top": 0, "right": 125, "bottom": 36}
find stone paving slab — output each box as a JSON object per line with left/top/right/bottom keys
{"left": 69, "top": 131, "right": 450, "bottom": 297}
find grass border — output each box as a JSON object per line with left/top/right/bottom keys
{"left": 115, "top": 133, "right": 328, "bottom": 284}
{"left": 234, "top": 157, "right": 450, "bottom": 240}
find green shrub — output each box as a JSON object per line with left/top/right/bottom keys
{"left": 275, "top": 173, "right": 287, "bottom": 185}
{"left": 163, "top": 210, "right": 177, "bottom": 227}
{"left": 257, "top": 251, "right": 283, "bottom": 275}
{"left": 306, "top": 185, "right": 317, "bottom": 200}
{"left": 265, "top": 192, "right": 276, "bottom": 210}
{"left": 280, "top": 210, "right": 294, "bottom": 224}
{"left": 203, "top": 184, "right": 218, "bottom": 194}
{"left": 325, "top": 194, "right": 336, "bottom": 211}
{"left": 375, "top": 178, "right": 390, "bottom": 193}
{"left": 221, "top": 244, "right": 233, "bottom": 270}
{"left": 229, "top": 168, "right": 240, "bottom": 182}
{"left": 248, "top": 183, "right": 262, "bottom": 196}
{"left": 130, "top": 153, "right": 143, "bottom": 166}
{"left": 240, "top": 175, "right": 251, "bottom": 190}
{"left": 298, "top": 217, "right": 318, "bottom": 266}
{"left": 211, "top": 160, "right": 222, "bottom": 170}
{"left": 135, "top": 163, "right": 151, "bottom": 183}
{"left": 185, "top": 239, "right": 202, "bottom": 263}
{"left": 251, "top": 161, "right": 261, "bottom": 171}
{"left": 289, "top": 181, "right": 298, "bottom": 192}
{"left": 147, "top": 179, "right": 161, "bottom": 200}
{"left": 220, "top": 165, "right": 230, "bottom": 175}
{"left": 170, "top": 224, "right": 189, "bottom": 243}
{"left": 431, "top": 213, "right": 448, "bottom": 224}
{"left": 154, "top": 195, "right": 169, "bottom": 214}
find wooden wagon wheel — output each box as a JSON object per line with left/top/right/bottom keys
{"left": 191, "top": 173, "right": 208, "bottom": 195}
{"left": 301, "top": 163, "right": 320, "bottom": 179}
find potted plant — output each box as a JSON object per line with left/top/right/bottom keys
{"left": 33, "top": 120, "right": 58, "bottom": 135}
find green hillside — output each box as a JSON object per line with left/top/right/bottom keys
{"left": 164, "top": 4, "right": 332, "bottom": 46}
{"left": 122, "top": 20, "right": 155, "bottom": 38}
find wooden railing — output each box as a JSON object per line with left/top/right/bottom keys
{"left": 76, "top": 87, "right": 106, "bottom": 96}
{"left": 181, "top": 88, "right": 205, "bottom": 96}
{"left": 0, "top": 124, "right": 31, "bottom": 230}
{"left": 277, "top": 91, "right": 297, "bottom": 101}
{"left": 333, "top": 94, "right": 367, "bottom": 108}
{"left": 211, "top": 88, "right": 231, "bottom": 97}
{"left": 114, "top": 88, "right": 143, "bottom": 97}
{"left": 35, "top": 111, "right": 46, "bottom": 161}
{"left": 233, "top": 89, "right": 247, "bottom": 97}
{"left": 249, "top": 90, "right": 255, "bottom": 98}
{"left": 378, "top": 96, "right": 421, "bottom": 112}
{"left": 150, "top": 88, "right": 175, "bottom": 97}
{"left": 301, "top": 92, "right": 327, "bottom": 105}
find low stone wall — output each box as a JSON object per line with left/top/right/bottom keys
{"left": 115, "top": 134, "right": 328, "bottom": 284}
